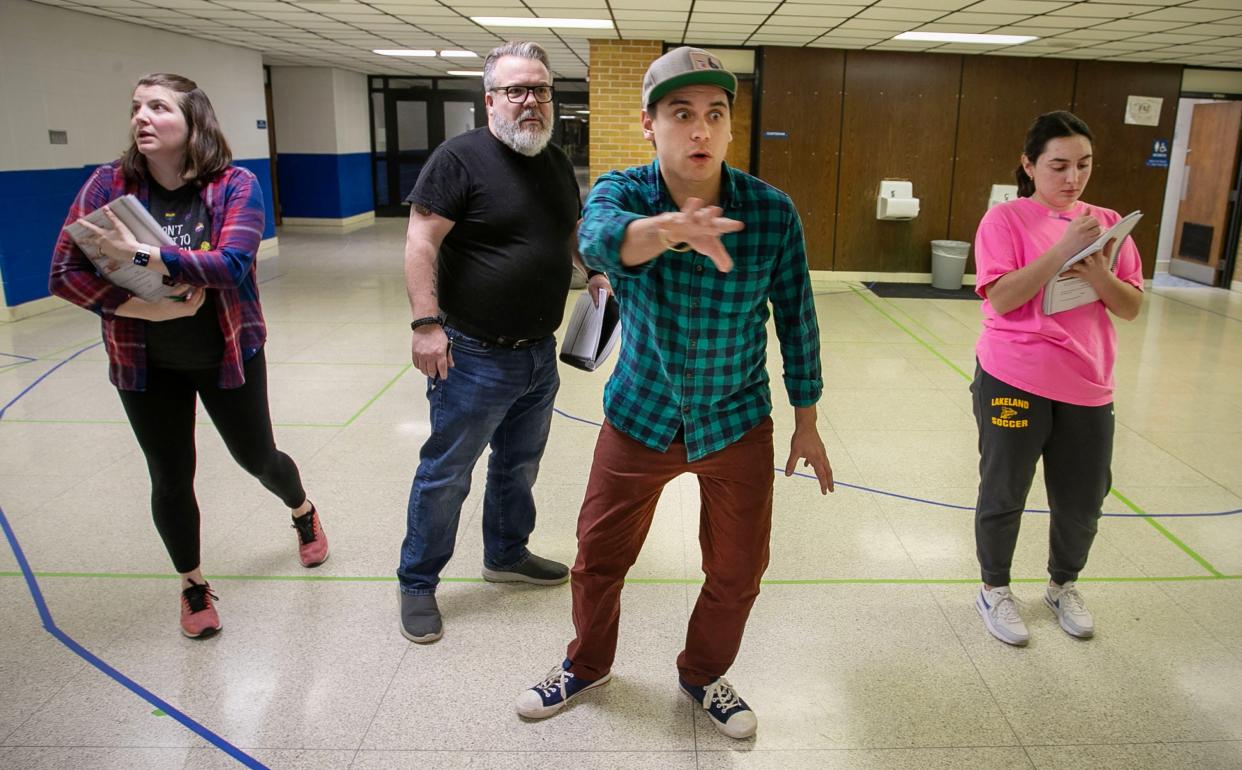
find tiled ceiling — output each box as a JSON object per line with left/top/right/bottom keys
{"left": 31, "top": 0, "right": 1242, "bottom": 79}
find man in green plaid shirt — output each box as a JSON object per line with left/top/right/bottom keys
{"left": 516, "top": 47, "right": 834, "bottom": 738}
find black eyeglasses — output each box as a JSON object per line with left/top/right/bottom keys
{"left": 490, "top": 85, "right": 554, "bottom": 103}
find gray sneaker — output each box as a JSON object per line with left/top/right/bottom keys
{"left": 482, "top": 553, "right": 569, "bottom": 585}
{"left": 399, "top": 591, "right": 443, "bottom": 643}
{"left": 1045, "top": 581, "right": 1095, "bottom": 638}
{"left": 976, "top": 586, "right": 1030, "bottom": 646}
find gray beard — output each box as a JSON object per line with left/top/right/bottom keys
{"left": 494, "top": 110, "right": 552, "bottom": 157}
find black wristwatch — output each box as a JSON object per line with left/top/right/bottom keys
{"left": 132, "top": 246, "right": 151, "bottom": 267}
{"left": 410, "top": 316, "right": 443, "bottom": 331}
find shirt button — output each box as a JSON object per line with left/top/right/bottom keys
{"left": 686, "top": 372, "right": 695, "bottom": 380}
{"left": 695, "top": 264, "right": 704, "bottom": 273}
{"left": 682, "top": 405, "right": 691, "bottom": 413}
{"left": 689, "top": 338, "right": 697, "bottom": 348}
{"left": 691, "top": 300, "right": 700, "bottom": 309}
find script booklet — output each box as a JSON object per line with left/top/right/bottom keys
{"left": 1042, "top": 210, "right": 1142, "bottom": 315}
{"left": 63, "top": 194, "right": 178, "bottom": 303}
{"left": 559, "top": 288, "right": 620, "bottom": 372}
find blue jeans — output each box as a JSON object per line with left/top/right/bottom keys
{"left": 397, "top": 328, "right": 560, "bottom": 595}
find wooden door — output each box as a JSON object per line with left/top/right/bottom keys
{"left": 1170, "top": 101, "right": 1242, "bottom": 285}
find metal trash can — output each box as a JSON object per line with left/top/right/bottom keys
{"left": 930, "top": 240, "right": 970, "bottom": 291}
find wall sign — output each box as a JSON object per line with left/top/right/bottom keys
{"left": 763, "top": 130, "right": 789, "bottom": 139}
{"left": 1145, "top": 139, "right": 1170, "bottom": 168}
{"left": 256, "top": 119, "right": 268, "bottom": 130}
{"left": 1125, "top": 96, "right": 1163, "bottom": 126}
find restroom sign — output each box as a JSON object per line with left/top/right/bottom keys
{"left": 1146, "top": 139, "right": 1170, "bottom": 168}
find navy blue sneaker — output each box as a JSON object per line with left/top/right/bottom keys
{"left": 515, "top": 659, "right": 611, "bottom": 718}
{"left": 680, "top": 677, "right": 757, "bottom": 738}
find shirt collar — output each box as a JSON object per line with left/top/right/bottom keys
{"left": 647, "top": 157, "right": 740, "bottom": 211}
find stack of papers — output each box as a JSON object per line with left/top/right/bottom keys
{"left": 1042, "top": 210, "right": 1142, "bottom": 315}
{"left": 63, "top": 194, "right": 177, "bottom": 302}
{"left": 559, "top": 288, "right": 620, "bottom": 372}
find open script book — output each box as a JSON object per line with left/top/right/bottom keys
{"left": 559, "top": 288, "right": 620, "bottom": 372}
{"left": 1042, "top": 210, "right": 1141, "bottom": 315}
{"left": 63, "top": 194, "right": 178, "bottom": 303}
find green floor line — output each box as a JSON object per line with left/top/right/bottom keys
{"left": 874, "top": 292, "right": 948, "bottom": 346}
{"left": 847, "top": 285, "right": 971, "bottom": 381}
{"left": 342, "top": 363, "right": 411, "bottom": 426}
{"left": 4, "top": 570, "right": 1237, "bottom": 585}
{"left": 1110, "top": 488, "right": 1222, "bottom": 577}
{"left": 0, "top": 360, "right": 34, "bottom": 375}
{"left": 848, "top": 282, "right": 1224, "bottom": 577}
{"left": 1, "top": 417, "right": 340, "bottom": 429}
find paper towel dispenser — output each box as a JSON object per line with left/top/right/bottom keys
{"left": 877, "top": 180, "right": 920, "bottom": 221}
{"left": 988, "top": 184, "right": 1019, "bottom": 208}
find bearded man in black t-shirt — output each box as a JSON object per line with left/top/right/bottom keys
{"left": 396, "top": 41, "right": 612, "bottom": 644}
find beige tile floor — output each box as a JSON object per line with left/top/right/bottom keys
{"left": 1, "top": 219, "right": 1240, "bottom": 769}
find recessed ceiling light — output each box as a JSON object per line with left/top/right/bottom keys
{"left": 894, "top": 32, "right": 1036, "bottom": 45}
{"left": 471, "top": 16, "right": 614, "bottom": 29}
{"left": 374, "top": 49, "right": 436, "bottom": 57}
{"left": 559, "top": 115, "right": 579, "bottom": 120}
{"left": 446, "top": 70, "right": 484, "bottom": 77}
{"left": 440, "top": 50, "right": 478, "bottom": 58}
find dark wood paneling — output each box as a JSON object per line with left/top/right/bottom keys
{"left": 725, "top": 79, "right": 753, "bottom": 174}
{"left": 1072, "top": 61, "right": 1183, "bottom": 278}
{"left": 949, "top": 56, "right": 1075, "bottom": 273}
{"left": 756, "top": 47, "right": 844, "bottom": 270}
{"left": 836, "top": 51, "right": 961, "bottom": 272}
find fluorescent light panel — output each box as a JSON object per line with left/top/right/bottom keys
{"left": 374, "top": 49, "right": 436, "bottom": 57}
{"left": 446, "top": 70, "right": 484, "bottom": 76}
{"left": 894, "top": 31, "right": 1037, "bottom": 44}
{"left": 472, "top": 16, "right": 614, "bottom": 29}
{"left": 439, "top": 50, "right": 478, "bottom": 58}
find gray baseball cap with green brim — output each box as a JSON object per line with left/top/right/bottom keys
{"left": 641, "top": 46, "right": 737, "bottom": 109}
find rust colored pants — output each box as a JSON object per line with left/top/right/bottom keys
{"left": 566, "top": 418, "right": 774, "bottom": 686}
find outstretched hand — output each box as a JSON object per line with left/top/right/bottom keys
{"left": 657, "top": 197, "right": 744, "bottom": 273}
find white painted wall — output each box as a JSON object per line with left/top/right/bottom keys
{"left": 333, "top": 69, "right": 371, "bottom": 155}
{"left": 270, "top": 66, "right": 370, "bottom": 155}
{"left": 0, "top": 0, "right": 269, "bottom": 173}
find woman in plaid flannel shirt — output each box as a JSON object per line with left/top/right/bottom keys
{"left": 50, "top": 73, "right": 328, "bottom": 639}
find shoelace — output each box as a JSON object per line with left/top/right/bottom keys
{"left": 182, "top": 581, "right": 218, "bottom": 614}
{"left": 703, "top": 678, "right": 743, "bottom": 712}
{"left": 534, "top": 666, "right": 573, "bottom": 699}
{"left": 1054, "top": 583, "right": 1086, "bottom": 614}
{"left": 991, "top": 591, "right": 1024, "bottom": 624}
{"left": 292, "top": 506, "right": 318, "bottom": 545}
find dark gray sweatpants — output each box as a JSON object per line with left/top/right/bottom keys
{"left": 971, "top": 364, "right": 1114, "bottom": 587}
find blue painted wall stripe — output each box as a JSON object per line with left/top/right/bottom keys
{"left": 275, "top": 152, "right": 373, "bottom": 219}
{"left": 0, "top": 159, "right": 277, "bottom": 308}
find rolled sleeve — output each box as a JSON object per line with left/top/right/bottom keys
{"left": 578, "top": 173, "right": 655, "bottom": 276}
{"left": 769, "top": 207, "right": 822, "bottom": 407}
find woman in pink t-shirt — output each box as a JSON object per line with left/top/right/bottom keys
{"left": 971, "top": 111, "right": 1143, "bottom": 647}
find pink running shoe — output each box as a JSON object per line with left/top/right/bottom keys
{"left": 292, "top": 504, "right": 329, "bottom": 567}
{"left": 180, "top": 581, "right": 221, "bottom": 639}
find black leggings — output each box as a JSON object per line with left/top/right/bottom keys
{"left": 117, "top": 349, "right": 306, "bottom": 573}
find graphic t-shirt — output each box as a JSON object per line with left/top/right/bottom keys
{"left": 144, "top": 180, "right": 225, "bottom": 370}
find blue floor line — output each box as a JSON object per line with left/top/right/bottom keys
{"left": 0, "top": 342, "right": 265, "bottom": 769}
{"left": 0, "top": 505, "right": 267, "bottom": 769}
{"left": 551, "top": 408, "right": 1242, "bottom": 520}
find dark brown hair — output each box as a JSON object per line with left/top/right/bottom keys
{"left": 121, "top": 73, "right": 232, "bottom": 185}
{"left": 1015, "top": 110, "right": 1093, "bottom": 197}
